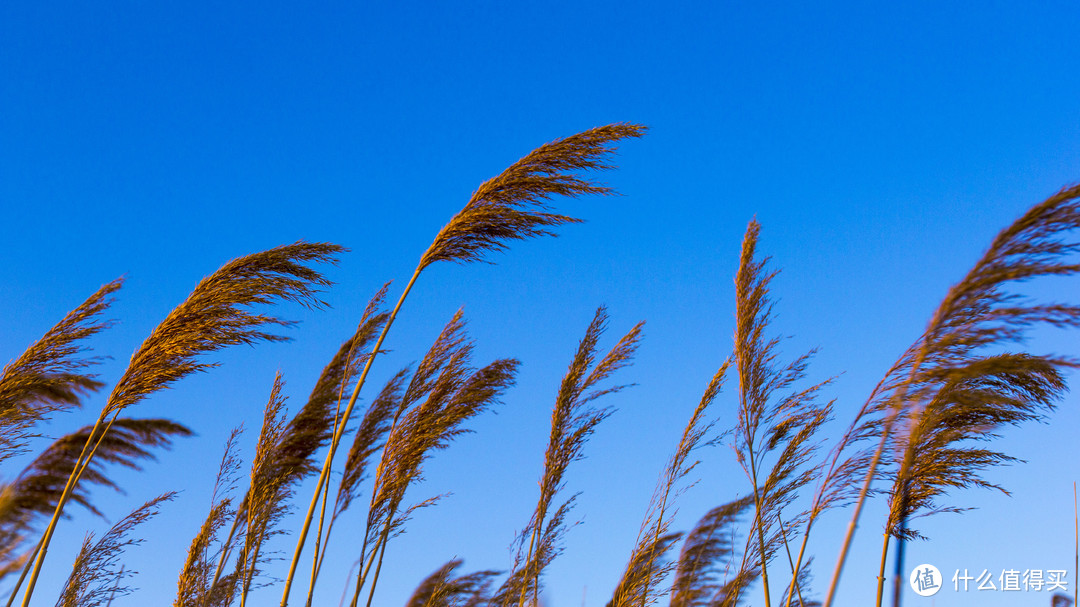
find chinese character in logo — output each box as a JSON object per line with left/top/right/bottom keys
{"left": 953, "top": 569, "right": 974, "bottom": 592}
{"left": 1000, "top": 569, "right": 1021, "bottom": 591}
{"left": 976, "top": 569, "right": 997, "bottom": 591}
{"left": 910, "top": 564, "right": 942, "bottom": 597}
{"left": 1047, "top": 570, "right": 1069, "bottom": 592}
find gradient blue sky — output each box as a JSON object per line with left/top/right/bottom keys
{"left": 2, "top": 2, "right": 1079, "bottom": 606}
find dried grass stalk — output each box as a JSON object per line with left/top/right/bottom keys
{"left": 404, "top": 559, "right": 499, "bottom": 607}
{"left": 174, "top": 428, "right": 244, "bottom": 607}
{"left": 281, "top": 124, "right": 645, "bottom": 606}
{"left": 237, "top": 374, "right": 292, "bottom": 607}
{"left": 23, "top": 242, "right": 341, "bottom": 607}
{"left": 56, "top": 492, "right": 175, "bottom": 607}
{"left": 730, "top": 221, "right": 831, "bottom": 607}
{"left": 611, "top": 361, "right": 731, "bottom": 607}
{"left": 0, "top": 279, "right": 120, "bottom": 463}
{"left": 824, "top": 184, "right": 1080, "bottom": 607}
{"left": 508, "top": 307, "right": 643, "bottom": 607}
{"left": 670, "top": 496, "right": 754, "bottom": 607}
{"left": 353, "top": 311, "right": 519, "bottom": 607}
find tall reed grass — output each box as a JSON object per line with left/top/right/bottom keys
{"left": 0, "top": 125, "right": 1077, "bottom": 607}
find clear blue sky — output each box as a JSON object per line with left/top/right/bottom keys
{"left": 2, "top": 2, "right": 1079, "bottom": 606}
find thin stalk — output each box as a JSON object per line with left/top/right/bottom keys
{"left": 305, "top": 370, "right": 353, "bottom": 607}
{"left": 346, "top": 518, "right": 377, "bottom": 607}
{"left": 349, "top": 538, "right": 379, "bottom": 607}
{"left": 746, "top": 441, "right": 772, "bottom": 607}
{"left": 776, "top": 512, "right": 805, "bottom": 607}
{"left": 239, "top": 535, "right": 265, "bottom": 607}
{"left": 3, "top": 541, "right": 40, "bottom": 607}
{"left": 363, "top": 515, "right": 394, "bottom": 607}
{"left": 824, "top": 342, "right": 931, "bottom": 607}
{"left": 21, "top": 409, "right": 120, "bottom": 607}
{"left": 875, "top": 533, "right": 890, "bottom": 607}
{"left": 312, "top": 512, "right": 337, "bottom": 589}
{"left": 516, "top": 492, "right": 550, "bottom": 607}
{"left": 304, "top": 473, "right": 334, "bottom": 607}
{"left": 280, "top": 267, "right": 421, "bottom": 607}
{"left": 206, "top": 512, "right": 242, "bottom": 606}
{"left": 105, "top": 565, "right": 124, "bottom": 607}
{"left": 339, "top": 559, "right": 362, "bottom": 607}
{"left": 891, "top": 522, "right": 905, "bottom": 607}
{"left": 783, "top": 529, "right": 812, "bottom": 607}
{"left": 822, "top": 426, "right": 888, "bottom": 607}
{"left": 635, "top": 488, "right": 672, "bottom": 607}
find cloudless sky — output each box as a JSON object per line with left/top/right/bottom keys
{"left": 2, "top": 2, "right": 1079, "bottom": 606}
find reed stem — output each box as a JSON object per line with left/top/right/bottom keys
{"left": 280, "top": 266, "right": 421, "bottom": 607}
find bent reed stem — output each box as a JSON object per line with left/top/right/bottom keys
{"left": 280, "top": 266, "right": 421, "bottom": 607}
{"left": 20, "top": 409, "right": 121, "bottom": 607}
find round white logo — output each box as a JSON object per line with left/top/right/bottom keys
{"left": 909, "top": 563, "right": 942, "bottom": 597}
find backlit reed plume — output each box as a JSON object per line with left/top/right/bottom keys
{"left": 22, "top": 242, "right": 342, "bottom": 607}
{"left": 56, "top": 492, "right": 175, "bottom": 607}
{"left": 200, "top": 290, "right": 390, "bottom": 604}
{"left": 607, "top": 532, "right": 683, "bottom": 607}
{"left": 610, "top": 361, "right": 731, "bottom": 607}
{"left": 0, "top": 278, "right": 120, "bottom": 463}
{"left": 0, "top": 417, "right": 190, "bottom": 594}
{"left": 508, "top": 307, "right": 643, "bottom": 607}
{"left": 404, "top": 559, "right": 499, "bottom": 607}
{"left": 777, "top": 558, "right": 819, "bottom": 607}
{"left": 282, "top": 284, "right": 390, "bottom": 485}
{"left": 877, "top": 354, "right": 1067, "bottom": 605}
{"left": 1, "top": 419, "right": 188, "bottom": 607}
{"left": 669, "top": 496, "right": 754, "bottom": 607}
{"left": 491, "top": 498, "right": 575, "bottom": 607}
{"left": 174, "top": 428, "right": 244, "bottom": 607}
{"left": 418, "top": 124, "right": 647, "bottom": 269}
{"left": 307, "top": 368, "right": 407, "bottom": 596}
{"left": 237, "top": 374, "right": 291, "bottom": 607}
{"left": 731, "top": 221, "right": 831, "bottom": 607}
{"left": 349, "top": 311, "right": 519, "bottom": 607}
{"left": 824, "top": 184, "right": 1080, "bottom": 607}
{"left": 283, "top": 124, "right": 645, "bottom": 606}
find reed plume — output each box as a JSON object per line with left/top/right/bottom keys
{"left": 0, "top": 418, "right": 190, "bottom": 542}
{"left": 419, "top": 124, "right": 646, "bottom": 269}
{"left": 235, "top": 373, "right": 292, "bottom": 607}
{"left": 669, "top": 496, "right": 754, "bottom": 607}
{"left": 306, "top": 367, "right": 407, "bottom": 595}
{"left": 0, "top": 279, "right": 121, "bottom": 463}
{"left": 822, "top": 184, "right": 1080, "bottom": 607}
{"left": 174, "top": 428, "right": 244, "bottom": 607}
{"left": 877, "top": 354, "right": 1069, "bottom": 605}
{"left": 491, "top": 498, "right": 575, "bottom": 607}
{"left": 56, "top": 492, "right": 175, "bottom": 607}
{"left": 607, "top": 532, "right": 683, "bottom": 607}
{"left": 106, "top": 242, "right": 342, "bottom": 415}
{"left": 350, "top": 311, "right": 519, "bottom": 607}
{"left": 282, "top": 124, "right": 644, "bottom": 606}
{"left": 279, "top": 285, "right": 390, "bottom": 486}
{"left": 332, "top": 369, "right": 407, "bottom": 521}
{"left": 610, "top": 361, "right": 731, "bottom": 607}
{"left": 404, "top": 559, "right": 499, "bottom": 607}
{"left": 22, "top": 242, "right": 342, "bottom": 607}
{"left": 730, "top": 221, "right": 831, "bottom": 607}
{"left": 508, "top": 307, "right": 643, "bottom": 607}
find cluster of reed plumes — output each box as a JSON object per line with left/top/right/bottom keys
{"left": 1, "top": 123, "right": 1078, "bottom": 607}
